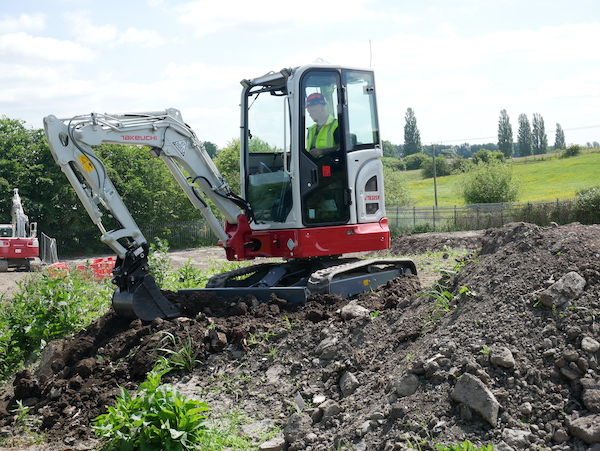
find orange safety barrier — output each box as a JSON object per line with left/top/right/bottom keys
{"left": 90, "top": 256, "right": 116, "bottom": 280}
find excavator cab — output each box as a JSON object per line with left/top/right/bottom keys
{"left": 239, "top": 64, "right": 388, "bottom": 259}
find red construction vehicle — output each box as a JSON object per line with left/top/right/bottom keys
{"left": 0, "top": 188, "right": 40, "bottom": 271}
{"left": 43, "top": 62, "right": 416, "bottom": 320}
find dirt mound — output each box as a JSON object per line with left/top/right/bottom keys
{"left": 2, "top": 222, "right": 600, "bottom": 450}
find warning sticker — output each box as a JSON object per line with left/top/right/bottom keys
{"left": 173, "top": 139, "right": 187, "bottom": 156}
{"left": 78, "top": 154, "right": 95, "bottom": 173}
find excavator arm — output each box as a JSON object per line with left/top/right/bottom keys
{"left": 43, "top": 108, "right": 249, "bottom": 320}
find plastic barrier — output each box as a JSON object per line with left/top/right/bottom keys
{"left": 90, "top": 256, "right": 116, "bottom": 280}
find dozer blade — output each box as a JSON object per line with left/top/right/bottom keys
{"left": 178, "top": 286, "right": 308, "bottom": 305}
{"left": 112, "top": 274, "right": 181, "bottom": 321}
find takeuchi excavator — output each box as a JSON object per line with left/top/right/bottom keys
{"left": 43, "top": 62, "right": 416, "bottom": 321}
{"left": 0, "top": 188, "right": 40, "bottom": 272}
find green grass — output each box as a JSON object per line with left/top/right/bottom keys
{"left": 406, "top": 149, "right": 600, "bottom": 206}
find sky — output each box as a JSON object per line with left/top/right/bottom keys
{"left": 1, "top": 0, "right": 599, "bottom": 149}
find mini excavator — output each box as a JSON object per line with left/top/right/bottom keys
{"left": 43, "top": 62, "right": 416, "bottom": 321}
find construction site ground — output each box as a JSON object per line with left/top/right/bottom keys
{"left": 1, "top": 222, "right": 600, "bottom": 450}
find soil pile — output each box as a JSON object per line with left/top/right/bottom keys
{"left": 1, "top": 222, "right": 600, "bottom": 451}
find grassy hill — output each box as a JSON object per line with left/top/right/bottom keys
{"left": 405, "top": 149, "right": 600, "bottom": 206}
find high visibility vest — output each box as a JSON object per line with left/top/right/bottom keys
{"left": 307, "top": 115, "right": 338, "bottom": 151}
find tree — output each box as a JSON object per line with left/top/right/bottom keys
{"left": 461, "top": 161, "right": 520, "bottom": 204}
{"left": 554, "top": 124, "right": 566, "bottom": 150}
{"left": 403, "top": 108, "right": 422, "bottom": 156}
{"left": 532, "top": 113, "right": 548, "bottom": 155}
{"left": 497, "top": 109, "right": 513, "bottom": 158}
{"left": 214, "top": 139, "right": 241, "bottom": 194}
{"left": 202, "top": 141, "right": 219, "bottom": 158}
{"left": 382, "top": 140, "right": 398, "bottom": 158}
{"left": 517, "top": 114, "right": 533, "bottom": 157}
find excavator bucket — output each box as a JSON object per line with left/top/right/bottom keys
{"left": 112, "top": 274, "right": 181, "bottom": 321}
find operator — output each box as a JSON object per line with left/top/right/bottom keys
{"left": 305, "top": 93, "right": 340, "bottom": 158}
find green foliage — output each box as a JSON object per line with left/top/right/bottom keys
{"left": 497, "top": 109, "right": 514, "bottom": 158}
{"left": 403, "top": 107, "right": 422, "bottom": 156}
{"left": 214, "top": 139, "right": 241, "bottom": 195}
{"left": 471, "top": 149, "right": 505, "bottom": 165}
{"left": 436, "top": 440, "right": 493, "bottom": 451}
{"left": 404, "top": 152, "right": 429, "bottom": 170}
{"left": 382, "top": 156, "right": 406, "bottom": 171}
{"left": 532, "top": 113, "right": 548, "bottom": 155}
{"left": 148, "top": 238, "right": 174, "bottom": 289}
{"left": 576, "top": 185, "right": 600, "bottom": 213}
{"left": 0, "top": 269, "right": 111, "bottom": 380}
{"left": 93, "top": 367, "right": 210, "bottom": 451}
{"left": 554, "top": 123, "right": 566, "bottom": 150}
{"left": 421, "top": 155, "right": 452, "bottom": 178}
{"left": 382, "top": 140, "right": 399, "bottom": 158}
{"left": 460, "top": 161, "right": 520, "bottom": 204}
{"left": 153, "top": 331, "right": 200, "bottom": 374}
{"left": 517, "top": 114, "right": 533, "bottom": 157}
{"left": 561, "top": 145, "right": 581, "bottom": 158}
{"left": 383, "top": 166, "right": 414, "bottom": 206}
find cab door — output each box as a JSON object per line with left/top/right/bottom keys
{"left": 299, "top": 69, "right": 350, "bottom": 226}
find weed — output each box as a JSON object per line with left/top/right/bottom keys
{"left": 93, "top": 366, "right": 210, "bottom": 450}
{"left": 0, "top": 269, "right": 111, "bottom": 380}
{"left": 480, "top": 346, "right": 491, "bottom": 356}
{"left": 436, "top": 439, "right": 493, "bottom": 451}
{"left": 0, "top": 400, "right": 45, "bottom": 447}
{"left": 153, "top": 330, "right": 200, "bottom": 373}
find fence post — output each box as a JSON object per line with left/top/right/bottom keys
{"left": 433, "top": 206, "right": 436, "bottom": 230}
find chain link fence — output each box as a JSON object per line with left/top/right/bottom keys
{"left": 46, "top": 198, "right": 598, "bottom": 257}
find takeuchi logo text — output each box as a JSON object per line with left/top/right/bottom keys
{"left": 121, "top": 135, "right": 158, "bottom": 141}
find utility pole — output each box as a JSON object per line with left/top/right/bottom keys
{"left": 432, "top": 144, "right": 438, "bottom": 207}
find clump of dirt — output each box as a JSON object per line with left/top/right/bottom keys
{"left": 1, "top": 222, "right": 600, "bottom": 451}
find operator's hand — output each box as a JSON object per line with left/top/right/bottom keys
{"left": 309, "top": 146, "right": 338, "bottom": 158}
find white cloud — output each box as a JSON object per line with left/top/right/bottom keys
{"left": 65, "top": 11, "right": 165, "bottom": 47}
{"left": 0, "top": 32, "right": 94, "bottom": 62}
{"left": 0, "top": 13, "right": 45, "bottom": 33}
{"left": 117, "top": 28, "right": 165, "bottom": 46}
{"left": 177, "top": 0, "right": 379, "bottom": 35}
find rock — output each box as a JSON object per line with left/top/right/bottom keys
{"left": 451, "top": 373, "right": 500, "bottom": 426}
{"left": 319, "top": 399, "right": 341, "bottom": 421}
{"left": 260, "top": 436, "right": 286, "bottom": 451}
{"left": 390, "top": 373, "right": 420, "bottom": 397}
{"left": 340, "top": 371, "right": 360, "bottom": 397}
{"left": 315, "top": 337, "right": 338, "bottom": 359}
{"left": 519, "top": 402, "right": 533, "bottom": 416}
{"left": 539, "top": 271, "right": 586, "bottom": 308}
{"left": 568, "top": 414, "right": 600, "bottom": 444}
{"left": 490, "top": 347, "right": 516, "bottom": 368}
{"left": 340, "top": 301, "right": 370, "bottom": 320}
{"left": 501, "top": 428, "right": 533, "bottom": 448}
{"left": 581, "top": 379, "right": 600, "bottom": 413}
{"left": 553, "top": 428, "right": 570, "bottom": 443}
{"left": 284, "top": 413, "right": 312, "bottom": 444}
{"left": 582, "top": 336, "right": 600, "bottom": 353}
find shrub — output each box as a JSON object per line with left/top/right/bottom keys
{"left": 561, "top": 145, "right": 581, "bottom": 158}
{"left": 576, "top": 186, "right": 600, "bottom": 220}
{"left": 0, "top": 269, "right": 111, "bottom": 380}
{"left": 471, "top": 149, "right": 505, "bottom": 165}
{"left": 460, "top": 161, "right": 519, "bottom": 204}
{"left": 93, "top": 367, "right": 210, "bottom": 451}
{"left": 421, "top": 155, "right": 452, "bottom": 178}
{"left": 403, "top": 152, "right": 429, "bottom": 170}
